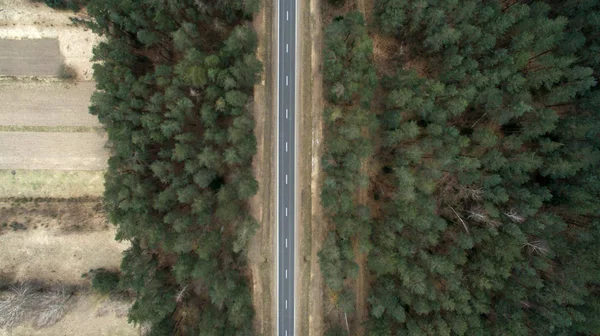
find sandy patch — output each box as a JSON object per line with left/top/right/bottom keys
{"left": 0, "top": 0, "right": 101, "bottom": 80}
{"left": 0, "top": 226, "right": 128, "bottom": 285}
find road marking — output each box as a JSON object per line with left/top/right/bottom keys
{"left": 286, "top": 75, "right": 289, "bottom": 86}
{"left": 286, "top": 43, "right": 289, "bottom": 53}
{"left": 286, "top": 174, "right": 288, "bottom": 184}
{"left": 286, "top": 108, "right": 289, "bottom": 119}
{"left": 286, "top": 238, "right": 288, "bottom": 248}
{"left": 287, "top": 11, "right": 289, "bottom": 21}
{"left": 286, "top": 269, "right": 288, "bottom": 279}
{"left": 286, "top": 330, "right": 288, "bottom": 336}
{"left": 286, "top": 142, "right": 288, "bottom": 152}
{"left": 286, "top": 299, "right": 288, "bottom": 309}
{"left": 285, "top": 207, "right": 288, "bottom": 216}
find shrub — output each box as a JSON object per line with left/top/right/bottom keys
{"left": 91, "top": 269, "right": 120, "bottom": 295}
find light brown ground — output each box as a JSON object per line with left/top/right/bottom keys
{"left": 0, "top": 81, "right": 99, "bottom": 127}
{"left": 248, "top": 0, "right": 275, "bottom": 334}
{"left": 0, "top": 293, "right": 137, "bottom": 336}
{"left": 0, "top": 0, "right": 101, "bottom": 80}
{"left": 0, "top": 132, "right": 108, "bottom": 170}
{"left": 0, "top": 226, "right": 128, "bottom": 285}
{"left": 0, "top": 38, "right": 64, "bottom": 77}
{"left": 296, "top": 0, "right": 325, "bottom": 334}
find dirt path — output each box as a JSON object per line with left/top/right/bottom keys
{"left": 248, "top": 0, "right": 275, "bottom": 334}
{"left": 0, "top": 81, "right": 99, "bottom": 127}
{"left": 0, "top": 132, "right": 108, "bottom": 170}
{"left": 296, "top": 0, "right": 326, "bottom": 334}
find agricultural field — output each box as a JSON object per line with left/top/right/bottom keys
{"left": 0, "top": 0, "right": 136, "bottom": 334}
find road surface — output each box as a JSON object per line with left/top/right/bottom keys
{"left": 277, "top": 0, "right": 297, "bottom": 335}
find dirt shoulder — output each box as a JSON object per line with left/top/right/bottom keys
{"left": 248, "top": 0, "right": 276, "bottom": 334}
{"left": 296, "top": 0, "right": 325, "bottom": 334}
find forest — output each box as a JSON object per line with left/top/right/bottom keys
{"left": 82, "top": 0, "right": 261, "bottom": 335}
{"left": 320, "top": 0, "right": 600, "bottom": 335}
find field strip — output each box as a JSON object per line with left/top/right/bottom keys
{"left": 0, "top": 80, "right": 99, "bottom": 127}
{"left": 0, "top": 125, "right": 104, "bottom": 132}
{"left": 0, "top": 227, "right": 128, "bottom": 284}
{"left": 0, "top": 38, "right": 64, "bottom": 77}
{"left": 0, "top": 170, "right": 105, "bottom": 198}
{"left": 0, "top": 132, "right": 109, "bottom": 170}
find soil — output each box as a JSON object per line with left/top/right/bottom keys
{"left": 296, "top": 0, "right": 326, "bottom": 334}
{"left": 0, "top": 38, "right": 64, "bottom": 77}
{"left": 0, "top": 0, "right": 101, "bottom": 81}
{"left": 0, "top": 199, "right": 107, "bottom": 234}
{"left": 248, "top": 0, "right": 276, "bottom": 334}
{"left": 0, "top": 131, "right": 109, "bottom": 170}
{"left": 0, "top": 80, "right": 99, "bottom": 127}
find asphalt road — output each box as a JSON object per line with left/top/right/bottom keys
{"left": 277, "top": 0, "right": 297, "bottom": 335}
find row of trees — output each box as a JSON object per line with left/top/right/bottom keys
{"left": 84, "top": 0, "right": 261, "bottom": 334}
{"left": 318, "top": 11, "right": 377, "bottom": 330}
{"left": 364, "top": 0, "right": 600, "bottom": 334}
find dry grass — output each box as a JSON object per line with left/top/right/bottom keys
{"left": 0, "top": 282, "right": 74, "bottom": 330}
{"left": 0, "top": 170, "right": 104, "bottom": 198}
{"left": 0, "top": 292, "right": 137, "bottom": 336}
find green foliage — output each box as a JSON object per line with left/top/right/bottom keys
{"left": 319, "top": 11, "right": 377, "bottom": 333}
{"left": 38, "top": 0, "right": 89, "bottom": 11}
{"left": 84, "top": 0, "right": 261, "bottom": 334}
{"left": 91, "top": 269, "right": 120, "bottom": 295}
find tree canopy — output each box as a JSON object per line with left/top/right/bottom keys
{"left": 321, "top": 0, "right": 600, "bottom": 334}
{"left": 84, "top": 0, "right": 261, "bottom": 334}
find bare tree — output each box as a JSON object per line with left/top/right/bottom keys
{"left": 34, "top": 287, "right": 73, "bottom": 328}
{"left": 0, "top": 283, "right": 74, "bottom": 330}
{"left": 505, "top": 209, "right": 525, "bottom": 223}
{"left": 0, "top": 282, "right": 39, "bottom": 330}
{"left": 523, "top": 239, "right": 549, "bottom": 255}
